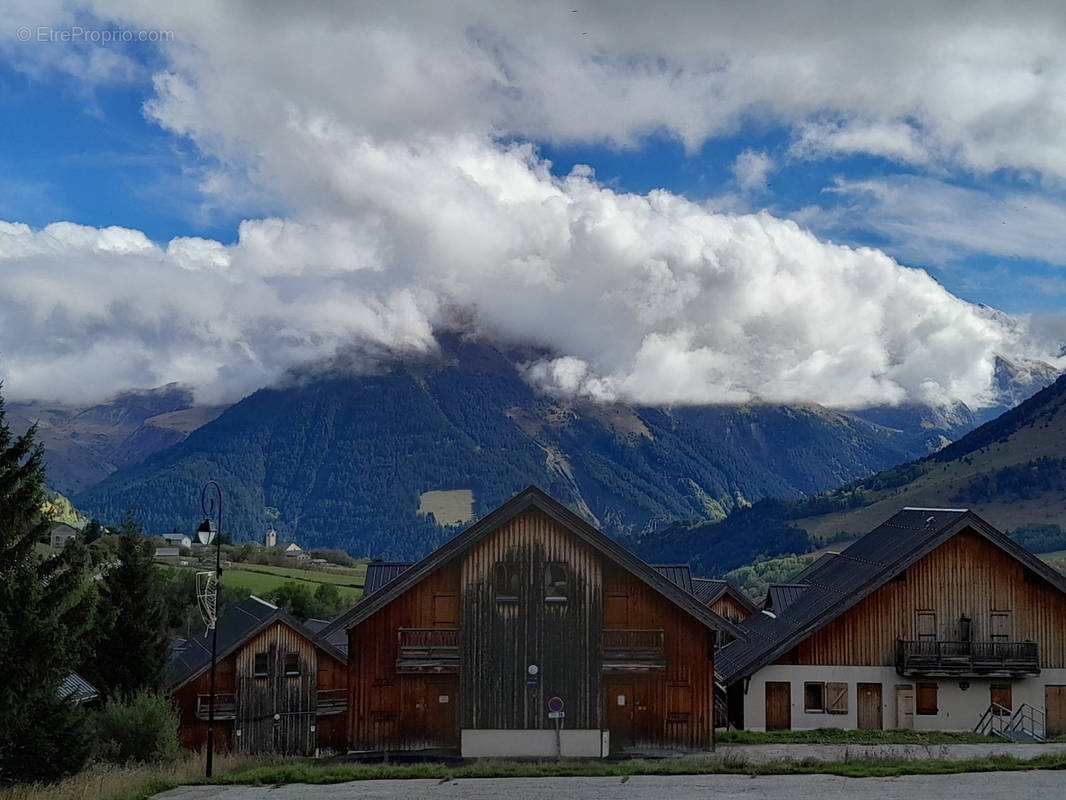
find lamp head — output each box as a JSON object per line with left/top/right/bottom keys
{"left": 196, "top": 519, "right": 217, "bottom": 546}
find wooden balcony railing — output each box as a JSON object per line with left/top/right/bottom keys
{"left": 602, "top": 628, "right": 666, "bottom": 671}
{"left": 896, "top": 640, "right": 1040, "bottom": 677}
{"left": 195, "top": 691, "right": 236, "bottom": 720}
{"left": 316, "top": 688, "right": 348, "bottom": 716}
{"left": 396, "top": 627, "right": 460, "bottom": 673}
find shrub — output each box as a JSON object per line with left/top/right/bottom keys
{"left": 95, "top": 693, "right": 180, "bottom": 766}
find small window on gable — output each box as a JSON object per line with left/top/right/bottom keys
{"left": 990, "top": 611, "right": 1010, "bottom": 642}
{"left": 253, "top": 652, "right": 268, "bottom": 677}
{"left": 284, "top": 652, "right": 300, "bottom": 676}
{"left": 495, "top": 562, "right": 521, "bottom": 602}
{"left": 544, "top": 562, "right": 568, "bottom": 602}
{"left": 826, "top": 682, "right": 848, "bottom": 714}
{"left": 916, "top": 682, "right": 938, "bottom": 715}
{"left": 804, "top": 682, "right": 825, "bottom": 713}
{"left": 917, "top": 611, "right": 936, "bottom": 642}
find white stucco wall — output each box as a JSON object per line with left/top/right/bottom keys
{"left": 742, "top": 666, "right": 1066, "bottom": 732}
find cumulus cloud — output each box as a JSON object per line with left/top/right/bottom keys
{"left": 2, "top": 1, "right": 1066, "bottom": 408}
{"left": 732, "top": 150, "right": 774, "bottom": 194}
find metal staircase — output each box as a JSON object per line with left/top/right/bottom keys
{"left": 975, "top": 702, "right": 1046, "bottom": 742}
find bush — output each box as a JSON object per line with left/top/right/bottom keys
{"left": 95, "top": 693, "right": 180, "bottom": 766}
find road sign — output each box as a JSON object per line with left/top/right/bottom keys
{"left": 548, "top": 711, "right": 565, "bottom": 719}
{"left": 548, "top": 696, "right": 564, "bottom": 712}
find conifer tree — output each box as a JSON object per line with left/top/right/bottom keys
{"left": 0, "top": 389, "right": 93, "bottom": 784}
{"left": 88, "top": 511, "right": 169, "bottom": 700}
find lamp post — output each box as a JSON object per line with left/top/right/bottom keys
{"left": 197, "top": 481, "right": 223, "bottom": 778}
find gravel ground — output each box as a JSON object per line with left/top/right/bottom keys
{"left": 154, "top": 771, "right": 1066, "bottom": 800}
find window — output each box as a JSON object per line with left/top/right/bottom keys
{"left": 253, "top": 652, "right": 268, "bottom": 677}
{"left": 544, "top": 562, "right": 568, "bottom": 602}
{"left": 284, "top": 652, "right": 300, "bottom": 676}
{"left": 916, "top": 682, "right": 938, "bottom": 715}
{"left": 804, "top": 682, "right": 825, "bottom": 713}
{"left": 990, "top": 611, "right": 1011, "bottom": 642}
{"left": 917, "top": 611, "right": 936, "bottom": 642}
{"left": 495, "top": 562, "right": 521, "bottom": 601}
{"left": 826, "top": 682, "right": 848, "bottom": 715}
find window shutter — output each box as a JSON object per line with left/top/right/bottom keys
{"left": 826, "top": 682, "right": 848, "bottom": 714}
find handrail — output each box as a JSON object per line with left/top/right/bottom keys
{"left": 897, "top": 639, "right": 1039, "bottom": 675}
{"left": 975, "top": 702, "right": 1045, "bottom": 741}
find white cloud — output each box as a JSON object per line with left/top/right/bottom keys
{"left": 2, "top": 2, "right": 1066, "bottom": 409}
{"left": 732, "top": 150, "right": 774, "bottom": 194}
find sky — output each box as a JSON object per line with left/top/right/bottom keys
{"left": 1, "top": 1, "right": 1066, "bottom": 410}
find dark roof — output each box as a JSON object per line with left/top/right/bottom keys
{"left": 167, "top": 595, "right": 346, "bottom": 691}
{"left": 651, "top": 564, "right": 693, "bottom": 593}
{"left": 692, "top": 577, "right": 758, "bottom": 616}
{"left": 364, "top": 562, "right": 413, "bottom": 595}
{"left": 716, "top": 507, "right": 1066, "bottom": 684}
{"left": 58, "top": 672, "right": 98, "bottom": 704}
{"left": 321, "top": 486, "right": 745, "bottom": 642}
{"left": 764, "top": 583, "right": 808, "bottom": 613}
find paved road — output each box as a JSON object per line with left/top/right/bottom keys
{"left": 156, "top": 772, "right": 1066, "bottom": 800}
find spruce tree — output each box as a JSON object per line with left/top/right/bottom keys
{"left": 0, "top": 389, "right": 93, "bottom": 784}
{"left": 89, "top": 511, "right": 169, "bottom": 700}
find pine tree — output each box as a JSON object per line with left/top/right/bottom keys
{"left": 0, "top": 389, "right": 94, "bottom": 784}
{"left": 89, "top": 511, "right": 169, "bottom": 700}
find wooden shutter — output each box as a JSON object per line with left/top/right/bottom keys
{"left": 916, "top": 682, "right": 938, "bottom": 715}
{"left": 826, "top": 682, "right": 848, "bottom": 714}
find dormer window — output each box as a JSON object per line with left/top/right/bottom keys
{"left": 545, "top": 562, "right": 568, "bottom": 602}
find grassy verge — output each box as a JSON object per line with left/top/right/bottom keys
{"left": 0, "top": 753, "right": 262, "bottom": 800}
{"left": 211, "top": 753, "right": 1066, "bottom": 784}
{"left": 716, "top": 728, "right": 998, "bottom": 745}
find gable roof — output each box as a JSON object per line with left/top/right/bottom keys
{"left": 716, "top": 507, "right": 1066, "bottom": 684}
{"left": 364, "top": 561, "right": 414, "bottom": 595}
{"left": 763, "top": 583, "right": 808, "bottom": 613}
{"left": 320, "top": 486, "right": 745, "bottom": 642}
{"left": 167, "top": 595, "right": 346, "bottom": 692}
{"left": 651, "top": 564, "right": 693, "bottom": 593}
{"left": 692, "top": 577, "right": 758, "bottom": 616}
{"left": 58, "top": 672, "right": 99, "bottom": 704}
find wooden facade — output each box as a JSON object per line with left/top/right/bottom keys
{"left": 340, "top": 491, "right": 737, "bottom": 755}
{"left": 171, "top": 606, "right": 347, "bottom": 755}
{"left": 776, "top": 530, "right": 1066, "bottom": 669}
{"left": 710, "top": 594, "right": 753, "bottom": 626}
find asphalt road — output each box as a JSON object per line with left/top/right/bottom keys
{"left": 155, "top": 771, "right": 1066, "bottom": 800}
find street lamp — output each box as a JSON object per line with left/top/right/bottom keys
{"left": 197, "top": 481, "right": 223, "bottom": 778}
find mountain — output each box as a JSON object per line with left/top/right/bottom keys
{"left": 71, "top": 337, "right": 955, "bottom": 559}
{"left": 7, "top": 385, "right": 225, "bottom": 494}
{"left": 638, "top": 370, "right": 1066, "bottom": 576}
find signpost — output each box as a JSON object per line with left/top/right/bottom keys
{"left": 548, "top": 697, "right": 564, "bottom": 757}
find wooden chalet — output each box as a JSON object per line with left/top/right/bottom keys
{"left": 319, "top": 486, "right": 743, "bottom": 757}
{"left": 717, "top": 508, "right": 1066, "bottom": 737}
{"left": 691, "top": 577, "right": 757, "bottom": 625}
{"left": 168, "top": 596, "right": 348, "bottom": 755}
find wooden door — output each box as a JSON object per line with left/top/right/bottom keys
{"left": 765, "top": 682, "right": 791, "bottom": 731}
{"left": 1046, "top": 686, "right": 1066, "bottom": 737}
{"left": 895, "top": 686, "right": 914, "bottom": 730}
{"left": 605, "top": 681, "right": 634, "bottom": 752}
{"left": 423, "top": 676, "right": 459, "bottom": 749}
{"left": 990, "top": 684, "right": 1012, "bottom": 716}
{"left": 857, "top": 683, "right": 883, "bottom": 730}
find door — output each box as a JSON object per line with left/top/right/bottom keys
{"left": 605, "top": 681, "right": 634, "bottom": 752}
{"left": 1046, "top": 686, "right": 1066, "bottom": 737}
{"left": 857, "top": 683, "right": 883, "bottom": 730}
{"left": 895, "top": 686, "right": 914, "bottom": 730}
{"left": 765, "top": 682, "right": 791, "bottom": 731}
{"left": 423, "top": 675, "right": 459, "bottom": 749}
{"left": 991, "top": 684, "right": 1012, "bottom": 716}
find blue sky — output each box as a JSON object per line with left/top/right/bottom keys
{"left": 2, "top": 2, "right": 1065, "bottom": 406}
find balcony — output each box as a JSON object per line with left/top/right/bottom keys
{"left": 316, "top": 688, "right": 348, "bottom": 716}
{"left": 195, "top": 691, "right": 236, "bottom": 721}
{"left": 396, "top": 627, "right": 460, "bottom": 673}
{"left": 896, "top": 640, "right": 1040, "bottom": 677}
{"left": 602, "top": 628, "right": 666, "bottom": 672}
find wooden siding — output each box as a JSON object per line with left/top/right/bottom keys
{"left": 348, "top": 563, "right": 462, "bottom": 750}
{"left": 711, "top": 594, "right": 751, "bottom": 625}
{"left": 602, "top": 563, "right": 716, "bottom": 749}
{"left": 461, "top": 508, "right": 602, "bottom": 731}
{"left": 779, "top": 529, "right": 1066, "bottom": 668}
{"left": 172, "top": 655, "right": 236, "bottom": 751}
{"left": 235, "top": 622, "right": 317, "bottom": 755}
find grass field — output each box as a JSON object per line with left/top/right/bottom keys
{"left": 167, "top": 561, "right": 366, "bottom": 602}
